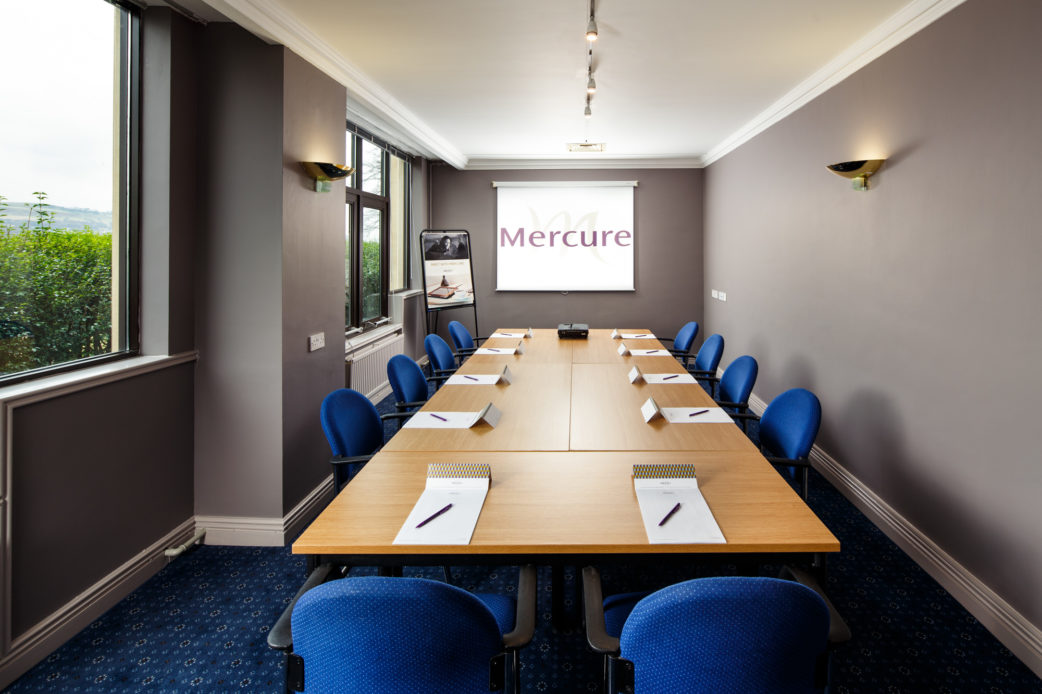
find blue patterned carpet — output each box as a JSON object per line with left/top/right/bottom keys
{"left": 5, "top": 387, "right": 1040, "bottom": 693}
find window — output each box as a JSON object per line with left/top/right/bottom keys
{"left": 344, "top": 126, "right": 411, "bottom": 332}
{"left": 0, "top": 0, "right": 137, "bottom": 383}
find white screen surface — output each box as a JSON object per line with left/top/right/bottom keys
{"left": 495, "top": 182, "right": 635, "bottom": 291}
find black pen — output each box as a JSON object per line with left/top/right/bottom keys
{"left": 662, "top": 374, "right": 679, "bottom": 381}
{"left": 430, "top": 413, "right": 448, "bottom": 421}
{"left": 658, "top": 502, "right": 681, "bottom": 526}
{"left": 487, "top": 348, "right": 500, "bottom": 352}
{"left": 465, "top": 375, "right": 479, "bottom": 381}
{"left": 416, "top": 503, "right": 453, "bottom": 528}
{"left": 688, "top": 409, "right": 709, "bottom": 417}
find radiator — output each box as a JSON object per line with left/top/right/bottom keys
{"left": 345, "top": 332, "right": 404, "bottom": 399}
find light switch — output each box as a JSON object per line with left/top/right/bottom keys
{"left": 308, "top": 332, "right": 325, "bottom": 352}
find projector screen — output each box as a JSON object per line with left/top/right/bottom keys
{"left": 495, "top": 181, "right": 635, "bottom": 291}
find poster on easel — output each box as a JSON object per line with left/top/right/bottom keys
{"left": 420, "top": 229, "right": 476, "bottom": 312}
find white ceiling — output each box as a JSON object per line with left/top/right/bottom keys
{"left": 190, "top": 0, "right": 963, "bottom": 168}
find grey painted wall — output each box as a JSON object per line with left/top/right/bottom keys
{"left": 703, "top": 0, "right": 1041, "bottom": 629}
{"left": 195, "top": 25, "right": 285, "bottom": 518}
{"left": 429, "top": 167, "right": 704, "bottom": 341}
{"left": 280, "top": 52, "right": 348, "bottom": 512}
{"left": 10, "top": 365, "right": 194, "bottom": 639}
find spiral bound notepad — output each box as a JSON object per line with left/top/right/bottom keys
{"left": 632, "top": 463, "right": 725, "bottom": 544}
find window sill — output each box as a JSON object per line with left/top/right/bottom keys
{"left": 344, "top": 324, "right": 402, "bottom": 355}
{"left": 0, "top": 352, "right": 198, "bottom": 407}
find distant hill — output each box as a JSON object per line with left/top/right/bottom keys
{"left": 0, "top": 202, "right": 112, "bottom": 235}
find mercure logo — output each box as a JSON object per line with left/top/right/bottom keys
{"left": 499, "top": 227, "right": 632, "bottom": 248}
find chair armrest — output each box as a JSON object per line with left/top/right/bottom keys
{"left": 780, "top": 565, "right": 852, "bottom": 644}
{"left": 730, "top": 411, "right": 760, "bottom": 422}
{"left": 379, "top": 411, "right": 414, "bottom": 423}
{"left": 267, "top": 563, "right": 337, "bottom": 651}
{"left": 330, "top": 454, "right": 374, "bottom": 467}
{"left": 714, "top": 400, "right": 747, "bottom": 410}
{"left": 687, "top": 368, "right": 719, "bottom": 380}
{"left": 503, "top": 564, "right": 537, "bottom": 649}
{"left": 582, "top": 566, "right": 620, "bottom": 655}
{"left": 395, "top": 400, "right": 427, "bottom": 412}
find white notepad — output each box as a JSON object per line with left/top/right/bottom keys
{"left": 476, "top": 341, "right": 525, "bottom": 355}
{"left": 403, "top": 403, "right": 502, "bottom": 429}
{"left": 632, "top": 463, "right": 725, "bottom": 544}
{"left": 446, "top": 365, "right": 513, "bottom": 386}
{"left": 628, "top": 366, "right": 696, "bottom": 384}
{"left": 394, "top": 463, "right": 491, "bottom": 545}
{"left": 610, "top": 329, "right": 656, "bottom": 339}
{"left": 489, "top": 328, "right": 533, "bottom": 339}
{"left": 641, "top": 398, "right": 733, "bottom": 424}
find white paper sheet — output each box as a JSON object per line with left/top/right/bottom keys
{"left": 634, "top": 477, "right": 725, "bottom": 544}
{"left": 628, "top": 348, "right": 668, "bottom": 356}
{"left": 629, "top": 370, "right": 696, "bottom": 385}
{"left": 659, "top": 407, "right": 734, "bottom": 424}
{"left": 490, "top": 328, "right": 533, "bottom": 338}
{"left": 446, "top": 365, "right": 512, "bottom": 386}
{"left": 403, "top": 403, "right": 502, "bottom": 429}
{"left": 476, "top": 341, "right": 524, "bottom": 355}
{"left": 619, "top": 332, "right": 656, "bottom": 339}
{"left": 393, "top": 476, "right": 490, "bottom": 545}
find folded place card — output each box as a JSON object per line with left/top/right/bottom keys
{"left": 403, "top": 402, "right": 503, "bottom": 429}
{"left": 629, "top": 367, "right": 696, "bottom": 385}
{"left": 446, "top": 365, "right": 513, "bottom": 386}
{"left": 393, "top": 463, "right": 491, "bottom": 545}
{"left": 632, "top": 463, "right": 725, "bottom": 544}
{"left": 617, "top": 343, "right": 630, "bottom": 356}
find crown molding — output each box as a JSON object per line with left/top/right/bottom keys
{"left": 465, "top": 155, "right": 705, "bottom": 171}
{"left": 203, "top": 0, "right": 468, "bottom": 168}
{"left": 702, "top": 0, "right": 967, "bottom": 166}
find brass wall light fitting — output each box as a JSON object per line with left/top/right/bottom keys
{"left": 301, "top": 162, "right": 354, "bottom": 192}
{"left": 826, "top": 159, "right": 884, "bottom": 191}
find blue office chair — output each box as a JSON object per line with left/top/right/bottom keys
{"left": 583, "top": 566, "right": 846, "bottom": 694}
{"left": 424, "top": 333, "right": 458, "bottom": 388}
{"left": 447, "top": 320, "right": 489, "bottom": 361}
{"left": 734, "top": 387, "right": 821, "bottom": 499}
{"left": 715, "top": 355, "right": 758, "bottom": 430}
{"left": 272, "top": 565, "right": 537, "bottom": 693}
{"left": 687, "top": 333, "right": 725, "bottom": 397}
{"left": 660, "top": 321, "right": 699, "bottom": 366}
{"left": 319, "top": 388, "right": 410, "bottom": 491}
{"left": 386, "top": 354, "right": 431, "bottom": 421}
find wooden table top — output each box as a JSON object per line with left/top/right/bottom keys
{"left": 293, "top": 450, "right": 839, "bottom": 557}
{"left": 295, "top": 327, "right": 838, "bottom": 562}
{"left": 569, "top": 363, "right": 758, "bottom": 452}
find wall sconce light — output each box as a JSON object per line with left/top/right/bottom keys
{"left": 826, "top": 159, "right": 885, "bottom": 191}
{"left": 301, "top": 162, "right": 353, "bottom": 192}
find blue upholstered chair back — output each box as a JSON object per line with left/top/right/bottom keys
{"left": 424, "top": 334, "right": 457, "bottom": 372}
{"left": 673, "top": 321, "right": 699, "bottom": 354}
{"left": 291, "top": 576, "right": 506, "bottom": 693}
{"left": 319, "top": 388, "right": 383, "bottom": 458}
{"left": 618, "top": 576, "right": 830, "bottom": 694}
{"left": 718, "top": 355, "right": 758, "bottom": 405}
{"left": 387, "top": 354, "right": 428, "bottom": 405}
{"left": 693, "top": 333, "right": 724, "bottom": 373}
{"left": 760, "top": 387, "right": 822, "bottom": 460}
{"left": 447, "top": 320, "right": 475, "bottom": 351}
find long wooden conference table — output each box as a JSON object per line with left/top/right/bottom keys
{"left": 294, "top": 329, "right": 839, "bottom": 598}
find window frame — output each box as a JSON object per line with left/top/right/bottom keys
{"left": 344, "top": 125, "right": 411, "bottom": 335}
{"left": 0, "top": 0, "right": 140, "bottom": 386}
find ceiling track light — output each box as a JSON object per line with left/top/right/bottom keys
{"left": 586, "top": 0, "right": 598, "bottom": 41}
{"left": 587, "top": 73, "right": 597, "bottom": 94}
{"left": 584, "top": 95, "right": 592, "bottom": 119}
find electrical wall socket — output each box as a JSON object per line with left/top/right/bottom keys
{"left": 308, "top": 332, "right": 325, "bottom": 352}
{"left": 711, "top": 289, "right": 719, "bottom": 299}
{"left": 718, "top": 292, "right": 727, "bottom": 302}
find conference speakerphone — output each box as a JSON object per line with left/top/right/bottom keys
{"left": 557, "top": 323, "right": 589, "bottom": 339}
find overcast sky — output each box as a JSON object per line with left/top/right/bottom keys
{"left": 1, "top": 0, "right": 116, "bottom": 211}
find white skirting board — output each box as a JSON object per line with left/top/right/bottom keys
{"left": 197, "top": 474, "right": 334, "bottom": 547}
{"left": 746, "top": 392, "right": 1042, "bottom": 678}
{"left": 0, "top": 517, "right": 197, "bottom": 690}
